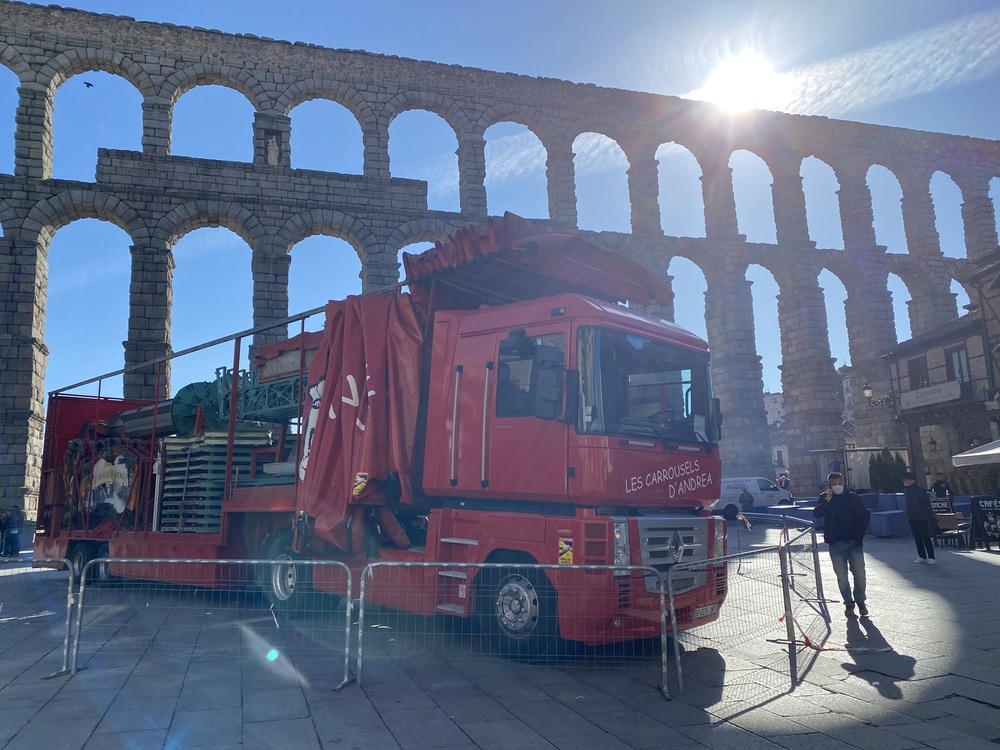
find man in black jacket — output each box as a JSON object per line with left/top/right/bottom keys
{"left": 813, "top": 472, "right": 871, "bottom": 618}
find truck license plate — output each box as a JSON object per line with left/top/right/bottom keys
{"left": 691, "top": 604, "right": 718, "bottom": 619}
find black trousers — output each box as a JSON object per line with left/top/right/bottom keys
{"left": 909, "top": 520, "right": 935, "bottom": 559}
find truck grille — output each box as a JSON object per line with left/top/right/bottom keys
{"left": 636, "top": 516, "right": 709, "bottom": 594}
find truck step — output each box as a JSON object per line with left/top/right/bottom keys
{"left": 438, "top": 570, "right": 467, "bottom": 579}
{"left": 435, "top": 604, "right": 465, "bottom": 615}
{"left": 440, "top": 537, "right": 478, "bottom": 545}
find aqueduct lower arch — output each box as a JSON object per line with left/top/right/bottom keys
{"left": 1, "top": 2, "right": 996, "bottom": 514}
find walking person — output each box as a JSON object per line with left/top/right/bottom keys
{"left": 814, "top": 472, "right": 871, "bottom": 618}
{"left": 903, "top": 472, "right": 936, "bottom": 564}
{"left": 3, "top": 504, "right": 22, "bottom": 558}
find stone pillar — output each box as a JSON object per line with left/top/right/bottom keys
{"left": 776, "top": 275, "right": 846, "bottom": 497}
{"left": 14, "top": 85, "right": 53, "bottom": 180}
{"left": 623, "top": 139, "right": 662, "bottom": 237}
{"left": 545, "top": 136, "right": 577, "bottom": 230}
{"left": 898, "top": 170, "right": 942, "bottom": 257}
{"left": 834, "top": 163, "right": 878, "bottom": 251}
{"left": 907, "top": 281, "right": 958, "bottom": 337}
{"left": 697, "top": 150, "right": 740, "bottom": 239}
{"left": 125, "top": 243, "right": 174, "bottom": 401}
{"left": 251, "top": 245, "right": 291, "bottom": 350}
{"left": 0, "top": 234, "right": 48, "bottom": 518}
{"left": 845, "top": 273, "right": 905, "bottom": 448}
{"left": 704, "top": 259, "right": 775, "bottom": 476}
{"left": 768, "top": 153, "right": 813, "bottom": 248}
{"left": 363, "top": 118, "right": 390, "bottom": 180}
{"left": 456, "top": 131, "right": 488, "bottom": 218}
{"left": 955, "top": 171, "right": 999, "bottom": 261}
{"left": 253, "top": 113, "right": 291, "bottom": 167}
{"left": 141, "top": 100, "right": 172, "bottom": 157}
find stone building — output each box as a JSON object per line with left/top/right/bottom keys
{"left": 0, "top": 2, "right": 995, "bottom": 516}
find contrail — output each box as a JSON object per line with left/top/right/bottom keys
{"left": 780, "top": 7, "right": 1000, "bottom": 116}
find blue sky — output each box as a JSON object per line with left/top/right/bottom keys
{"left": 3, "top": 0, "right": 1000, "bottom": 397}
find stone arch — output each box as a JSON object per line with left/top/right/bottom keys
{"left": 800, "top": 154, "right": 843, "bottom": 249}
{"left": 866, "top": 161, "right": 907, "bottom": 253}
{"left": 275, "top": 208, "right": 377, "bottom": 262}
{"left": 382, "top": 90, "right": 473, "bottom": 138}
{"left": 656, "top": 141, "right": 705, "bottom": 238}
{"left": 39, "top": 47, "right": 156, "bottom": 99}
{"left": 476, "top": 103, "right": 558, "bottom": 144}
{"left": 729, "top": 148, "right": 778, "bottom": 244}
{"left": 276, "top": 78, "right": 374, "bottom": 130}
{"left": 153, "top": 200, "right": 267, "bottom": 251}
{"left": 571, "top": 123, "right": 631, "bottom": 233}
{"left": 386, "top": 217, "right": 464, "bottom": 253}
{"left": 0, "top": 41, "right": 31, "bottom": 77}
{"left": 162, "top": 63, "right": 271, "bottom": 111}
{"left": 23, "top": 190, "right": 148, "bottom": 249}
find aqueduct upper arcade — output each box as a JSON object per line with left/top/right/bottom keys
{"left": 0, "top": 1, "right": 996, "bottom": 513}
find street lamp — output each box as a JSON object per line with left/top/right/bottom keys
{"left": 861, "top": 383, "right": 896, "bottom": 409}
{"left": 928, "top": 437, "right": 938, "bottom": 451}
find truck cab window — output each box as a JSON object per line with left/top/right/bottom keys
{"left": 576, "top": 326, "right": 717, "bottom": 444}
{"left": 496, "top": 331, "right": 565, "bottom": 419}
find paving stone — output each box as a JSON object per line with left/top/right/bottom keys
{"left": 244, "top": 717, "right": 321, "bottom": 750}
{"left": 166, "top": 706, "right": 242, "bottom": 747}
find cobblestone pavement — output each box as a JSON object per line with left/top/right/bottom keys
{"left": 0, "top": 536, "right": 998, "bottom": 750}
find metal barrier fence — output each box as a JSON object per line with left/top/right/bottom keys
{"left": 0, "top": 557, "right": 74, "bottom": 679}
{"left": 357, "top": 562, "right": 671, "bottom": 695}
{"left": 72, "top": 558, "right": 352, "bottom": 690}
{"left": 666, "top": 514, "right": 828, "bottom": 699}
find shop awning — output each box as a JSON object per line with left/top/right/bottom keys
{"left": 952, "top": 439, "right": 1000, "bottom": 466}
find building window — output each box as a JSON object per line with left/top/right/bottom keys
{"left": 776, "top": 450, "right": 785, "bottom": 467}
{"left": 945, "top": 346, "right": 971, "bottom": 383}
{"left": 908, "top": 356, "right": 930, "bottom": 390}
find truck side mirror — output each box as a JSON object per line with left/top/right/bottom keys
{"left": 532, "top": 362, "right": 563, "bottom": 420}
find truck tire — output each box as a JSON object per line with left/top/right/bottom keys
{"left": 478, "top": 566, "right": 559, "bottom": 660}
{"left": 70, "top": 542, "right": 96, "bottom": 584}
{"left": 93, "top": 543, "right": 113, "bottom": 584}
{"left": 261, "top": 533, "right": 312, "bottom": 615}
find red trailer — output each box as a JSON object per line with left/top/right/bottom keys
{"left": 35, "top": 214, "right": 727, "bottom": 656}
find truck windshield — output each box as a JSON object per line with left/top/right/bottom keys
{"left": 577, "top": 326, "right": 718, "bottom": 444}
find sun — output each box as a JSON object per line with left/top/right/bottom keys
{"left": 689, "top": 50, "right": 792, "bottom": 113}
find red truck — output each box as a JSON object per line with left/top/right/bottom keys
{"left": 35, "top": 213, "right": 727, "bottom": 657}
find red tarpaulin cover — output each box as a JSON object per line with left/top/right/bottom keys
{"left": 402, "top": 212, "right": 673, "bottom": 309}
{"left": 296, "top": 293, "right": 424, "bottom": 552}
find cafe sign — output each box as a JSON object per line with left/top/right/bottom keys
{"left": 899, "top": 380, "right": 961, "bottom": 411}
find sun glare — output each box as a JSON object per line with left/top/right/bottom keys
{"left": 689, "top": 50, "right": 792, "bottom": 113}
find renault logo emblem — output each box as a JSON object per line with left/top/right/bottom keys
{"left": 668, "top": 530, "right": 686, "bottom": 563}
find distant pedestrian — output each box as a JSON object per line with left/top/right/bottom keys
{"left": 777, "top": 474, "right": 790, "bottom": 492}
{"left": 0, "top": 509, "right": 10, "bottom": 558}
{"left": 903, "top": 472, "right": 936, "bottom": 565}
{"left": 814, "top": 472, "right": 871, "bottom": 618}
{"left": 3, "top": 505, "right": 22, "bottom": 557}
{"left": 739, "top": 487, "right": 754, "bottom": 513}
{"left": 931, "top": 473, "right": 952, "bottom": 501}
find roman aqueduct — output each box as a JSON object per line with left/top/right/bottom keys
{"left": 1, "top": 1, "right": 997, "bottom": 514}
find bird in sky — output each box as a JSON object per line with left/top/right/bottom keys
{"left": 83, "top": 81, "right": 94, "bottom": 88}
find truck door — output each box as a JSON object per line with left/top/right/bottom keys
{"left": 486, "top": 328, "right": 569, "bottom": 502}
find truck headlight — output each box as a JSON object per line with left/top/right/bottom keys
{"left": 713, "top": 517, "right": 726, "bottom": 559}
{"left": 613, "top": 520, "right": 631, "bottom": 575}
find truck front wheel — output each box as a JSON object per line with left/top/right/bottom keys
{"left": 261, "top": 534, "right": 312, "bottom": 614}
{"left": 478, "top": 567, "right": 559, "bottom": 660}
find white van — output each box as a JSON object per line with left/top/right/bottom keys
{"left": 715, "top": 477, "right": 793, "bottom": 520}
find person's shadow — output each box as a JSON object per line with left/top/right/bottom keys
{"left": 841, "top": 617, "right": 915, "bottom": 699}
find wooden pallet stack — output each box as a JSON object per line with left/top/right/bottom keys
{"left": 159, "top": 429, "right": 273, "bottom": 533}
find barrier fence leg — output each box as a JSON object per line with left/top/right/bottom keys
{"left": 69, "top": 565, "right": 89, "bottom": 676}
{"left": 810, "top": 526, "right": 830, "bottom": 623}
{"left": 657, "top": 571, "right": 670, "bottom": 700}
{"left": 667, "top": 573, "right": 684, "bottom": 695}
{"left": 335, "top": 567, "right": 354, "bottom": 691}
{"left": 40, "top": 558, "right": 75, "bottom": 680}
{"left": 778, "top": 545, "right": 798, "bottom": 689}
{"left": 356, "top": 564, "right": 372, "bottom": 689}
